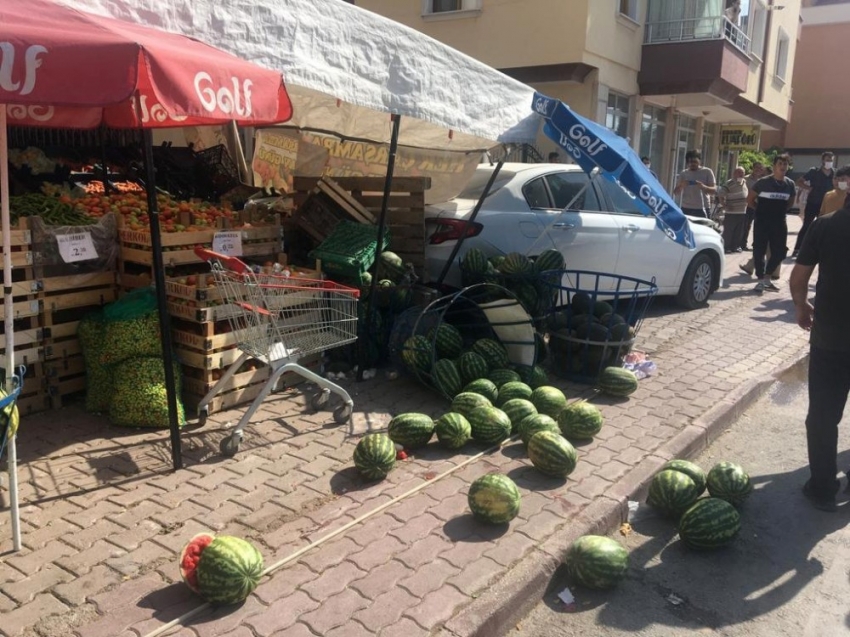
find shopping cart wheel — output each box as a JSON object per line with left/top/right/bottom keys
{"left": 197, "top": 408, "right": 208, "bottom": 428}
{"left": 311, "top": 389, "right": 330, "bottom": 411}
{"left": 219, "top": 432, "right": 242, "bottom": 457}
{"left": 333, "top": 403, "right": 353, "bottom": 424}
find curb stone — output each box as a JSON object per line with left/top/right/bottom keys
{"left": 441, "top": 345, "right": 810, "bottom": 637}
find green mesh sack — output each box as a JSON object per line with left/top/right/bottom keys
{"left": 109, "top": 357, "right": 185, "bottom": 429}
{"left": 78, "top": 312, "right": 111, "bottom": 413}
{"left": 100, "top": 289, "right": 162, "bottom": 366}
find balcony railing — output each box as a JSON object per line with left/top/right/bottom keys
{"left": 644, "top": 16, "right": 751, "bottom": 55}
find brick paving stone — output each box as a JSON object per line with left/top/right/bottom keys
{"left": 299, "top": 536, "right": 360, "bottom": 573}
{"left": 105, "top": 540, "right": 171, "bottom": 578}
{"left": 403, "top": 584, "right": 470, "bottom": 631}
{"left": 188, "top": 597, "right": 266, "bottom": 637}
{"left": 514, "top": 508, "right": 568, "bottom": 542}
{"left": 107, "top": 483, "right": 168, "bottom": 508}
{"left": 254, "top": 563, "right": 319, "bottom": 605}
{"left": 21, "top": 519, "right": 80, "bottom": 550}
{"left": 193, "top": 500, "right": 252, "bottom": 533}
{"left": 148, "top": 483, "right": 208, "bottom": 509}
{"left": 87, "top": 574, "right": 164, "bottom": 615}
{"left": 104, "top": 519, "right": 163, "bottom": 552}
{"left": 399, "top": 558, "right": 461, "bottom": 598}
{"left": 428, "top": 492, "right": 470, "bottom": 522}
{"left": 596, "top": 459, "right": 632, "bottom": 483}
{"left": 388, "top": 512, "right": 443, "bottom": 544}
{"left": 5, "top": 539, "right": 76, "bottom": 575}
{"left": 22, "top": 498, "right": 85, "bottom": 528}
{"left": 0, "top": 591, "right": 17, "bottom": 613}
{"left": 107, "top": 500, "right": 168, "bottom": 530}
{"left": 378, "top": 617, "right": 430, "bottom": 637}
{"left": 441, "top": 536, "right": 495, "bottom": 568}
{"left": 301, "top": 560, "right": 365, "bottom": 601}
{"left": 345, "top": 511, "right": 404, "bottom": 548}
{"left": 56, "top": 540, "right": 125, "bottom": 577}
{"left": 53, "top": 565, "right": 121, "bottom": 606}
{"left": 482, "top": 530, "right": 537, "bottom": 568}
{"left": 325, "top": 620, "right": 374, "bottom": 637}
{"left": 226, "top": 468, "right": 281, "bottom": 494}
{"left": 349, "top": 560, "right": 414, "bottom": 601}
{"left": 446, "top": 556, "right": 504, "bottom": 596}
{"left": 2, "top": 593, "right": 69, "bottom": 637}
{"left": 394, "top": 534, "right": 453, "bottom": 570}
{"left": 2, "top": 563, "right": 74, "bottom": 604}
{"left": 347, "top": 534, "right": 405, "bottom": 571}
{"left": 62, "top": 499, "right": 125, "bottom": 529}
{"left": 300, "top": 588, "right": 369, "bottom": 635}
{"left": 384, "top": 491, "right": 438, "bottom": 524}
{"left": 353, "top": 587, "right": 419, "bottom": 633}
{"left": 150, "top": 500, "right": 211, "bottom": 528}
{"left": 267, "top": 622, "right": 317, "bottom": 637}
{"left": 572, "top": 474, "right": 614, "bottom": 501}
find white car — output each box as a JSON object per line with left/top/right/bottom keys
{"left": 424, "top": 163, "right": 725, "bottom": 309}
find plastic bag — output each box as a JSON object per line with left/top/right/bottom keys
{"left": 100, "top": 288, "right": 162, "bottom": 366}
{"left": 30, "top": 212, "right": 119, "bottom": 273}
{"left": 109, "top": 357, "right": 185, "bottom": 429}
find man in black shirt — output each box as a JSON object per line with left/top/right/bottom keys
{"left": 746, "top": 154, "right": 796, "bottom": 292}
{"left": 794, "top": 151, "right": 835, "bottom": 257}
{"left": 790, "top": 181, "right": 850, "bottom": 512}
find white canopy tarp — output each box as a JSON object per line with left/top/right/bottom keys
{"left": 58, "top": 0, "right": 539, "bottom": 152}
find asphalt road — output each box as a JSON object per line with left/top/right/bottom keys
{"left": 514, "top": 359, "right": 850, "bottom": 637}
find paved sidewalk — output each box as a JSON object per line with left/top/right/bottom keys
{"left": 0, "top": 219, "right": 814, "bottom": 637}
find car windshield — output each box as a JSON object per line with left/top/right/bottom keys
{"left": 455, "top": 169, "right": 516, "bottom": 200}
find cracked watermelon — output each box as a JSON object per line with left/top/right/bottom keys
{"left": 181, "top": 534, "right": 264, "bottom": 605}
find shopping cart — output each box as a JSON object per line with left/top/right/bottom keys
{"left": 194, "top": 248, "right": 360, "bottom": 457}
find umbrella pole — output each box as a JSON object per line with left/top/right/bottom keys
{"left": 357, "top": 113, "right": 400, "bottom": 383}
{"left": 141, "top": 129, "right": 183, "bottom": 470}
{"left": 0, "top": 104, "right": 22, "bottom": 551}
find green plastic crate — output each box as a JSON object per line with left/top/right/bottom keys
{"left": 309, "top": 221, "right": 391, "bottom": 284}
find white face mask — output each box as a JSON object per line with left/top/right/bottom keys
{"left": 825, "top": 161, "right": 834, "bottom": 170}
{"left": 838, "top": 181, "right": 848, "bottom": 191}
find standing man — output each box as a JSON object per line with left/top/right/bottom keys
{"left": 719, "top": 166, "right": 748, "bottom": 253}
{"left": 641, "top": 156, "right": 659, "bottom": 180}
{"left": 789, "top": 182, "right": 850, "bottom": 512}
{"left": 674, "top": 150, "right": 717, "bottom": 218}
{"left": 819, "top": 167, "right": 850, "bottom": 216}
{"left": 746, "top": 153, "right": 796, "bottom": 292}
{"left": 740, "top": 161, "right": 766, "bottom": 251}
{"left": 793, "top": 151, "right": 835, "bottom": 257}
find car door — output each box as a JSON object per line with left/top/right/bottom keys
{"left": 596, "top": 178, "right": 685, "bottom": 290}
{"left": 530, "top": 171, "right": 621, "bottom": 284}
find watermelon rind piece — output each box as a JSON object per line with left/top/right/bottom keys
{"left": 468, "top": 472, "right": 521, "bottom": 524}
{"left": 434, "top": 412, "right": 472, "bottom": 450}
{"left": 663, "top": 459, "right": 707, "bottom": 496}
{"left": 647, "top": 469, "right": 700, "bottom": 517}
{"left": 353, "top": 433, "right": 397, "bottom": 480}
{"left": 518, "top": 413, "right": 560, "bottom": 447}
{"left": 527, "top": 430, "right": 578, "bottom": 478}
{"left": 678, "top": 497, "right": 741, "bottom": 550}
{"left": 462, "top": 378, "right": 499, "bottom": 404}
{"left": 388, "top": 413, "right": 435, "bottom": 449}
{"left": 706, "top": 461, "right": 753, "bottom": 506}
{"left": 467, "top": 405, "right": 512, "bottom": 446}
{"left": 566, "top": 535, "right": 629, "bottom": 590}
{"left": 196, "top": 536, "right": 264, "bottom": 605}
{"left": 558, "top": 402, "right": 603, "bottom": 441}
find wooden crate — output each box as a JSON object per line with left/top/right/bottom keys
{"left": 291, "top": 177, "right": 376, "bottom": 242}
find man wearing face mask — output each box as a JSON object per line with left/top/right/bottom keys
{"left": 794, "top": 151, "right": 835, "bottom": 257}
{"left": 819, "top": 166, "right": 850, "bottom": 217}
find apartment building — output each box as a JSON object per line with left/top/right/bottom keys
{"left": 761, "top": 0, "right": 850, "bottom": 171}
{"left": 353, "top": 0, "right": 801, "bottom": 189}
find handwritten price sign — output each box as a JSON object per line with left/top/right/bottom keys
{"left": 213, "top": 231, "right": 243, "bottom": 257}
{"left": 57, "top": 232, "right": 98, "bottom": 264}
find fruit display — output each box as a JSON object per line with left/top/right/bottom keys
{"left": 647, "top": 469, "right": 700, "bottom": 518}
{"left": 566, "top": 535, "right": 629, "bottom": 590}
{"left": 180, "top": 533, "right": 264, "bottom": 605}
{"left": 467, "top": 405, "right": 512, "bottom": 446}
{"left": 450, "top": 392, "right": 493, "bottom": 419}
{"left": 706, "top": 461, "right": 753, "bottom": 506}
{"left": 527, "top": 430, "right": 578, "bottom": 478}
{"left": 677, "top": 497, "right": 742, "bottom": 550}
{"left": 597, "top": 366, "right": 639, "bottom": 397}
{"left": 387, "top": 413, "right": 435, "bottom": 449}
{"left": 558, "top": 401, "right": 604, "bottom": 441}
{"left": 109, "top": 357, "right": 186, "bottom": 429}
{"left": 353, "top": 433, "right": 397, "bottom": 480}
{"left": 518, "top": 413, "right": 560, "bottom": 447}
{"left": 661, "top": 459, "right": 707, "bottom": 496}
{"left": 468, "top": 472, "right": 522, "bottom": 524}
{"left": 8, "top": 192, "right": 96, "bottom": 226}
{"left": 497, "top": 381, "right": 533, "bottom": 407}
{"left": 516, "top": 364, "right": 549, "bottom": 389}
{"left": 530, "top": 386, "right": 567, "bottom": 419}
{"left": 462, "top": 378, "right": 499, "bottom": 404}
{"left": 500, "top": 398, "right": 537, "bottom": 433}
{"left": 434, "top": 413, "right": 473, "bottom": 450}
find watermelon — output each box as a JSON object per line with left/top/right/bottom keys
{"left": 387, "top": 413, "right": 435, "bottom": 449}
{"left": 527, "top": 430, "right": 578, "bottom": 478}
{"left": 497, "top": 381, "right": 533, "bottom": 406}
{"left": 473, "top": 338, "right": 511, "bottom": 370}
{"left": 566, "top": 535, "right": 629, "bottom": 590}
{"left": 468, "top": 472, "right": 521, "bottom": 524}
{"left": 433, "top": 358, "right": 463, "bottom": 398}
{"left": 530, "top": 386, "right": 567, "bottom": 419}
{"left": 488, "top": 255, "right": 506, "bottom": 270}
{"left": 597, "top": 366, "right": 639, "bottom": 397}
{"left": 431, "top": 323, "right": 464, "bottom": 360}
{"left": 662, "top": 460, "right": 707, "bottom": 496}
{"left": 513, "top": 283, "right": 539, "bottom": 316}
{"left": 706, "top": 461, "right": 753, "bottom": 506}
{"left": 180, "top": 533, "right": 215, "bottom": 594}
{"left": 500, "top": 398, "right": 537, "bottom": 433}
{"left": 467, "top": 405, "right": 512, "bottom": 446}
{"left": 193, "top": 535, "right": 264, "bottom": 605}
{"left": 457, "top": 351, "right": 490, "bottom": 385}
{"left": 353, "top": 433, "right": 396, "bottom": 480}
{"left": 488, "top": 368, "right": 522, "bottom": 387}
{"left": 499, "top": 252, "right": 533, "bottom": 275}
{"left": 451, "top": 391, "right": 492, "bottom": 419}
{"left": 401, "top": 335, "right": 432, "bottom": 374}
{"left": 678, "top": 497, "right": 741, "bottom": 550}
{"left": 558, "top": 402, "right": 603, "bottom": 440}
{"left": 377, "top": 251, "right": 406, "bottom": 283}
{"left": 533, "top": 249, "right": 565, "bottom": 274}
{"left": 462, "top": 378, "right": 499, "bottom": 404}
{"left": 461, "top": 248, "right": 490, "bottom": 274}
{"left": 516, "top": 364, "right": 549, "bottom": 389}
{"left": 647, "top": 469, "right": 700, "bottom": 517}
{"left": 434, "top": 412, "right": 472, "bottom": 450}
{"left": 518, "top": 414, "right": 561, "bottom": 447}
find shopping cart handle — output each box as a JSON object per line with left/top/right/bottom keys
{"left": 194, "top": 247, "right": 251, "bottom": 274}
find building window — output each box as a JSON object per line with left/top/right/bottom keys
{"left": 639, "top": 105, "right": 667, "bottom": 174}
{"left": 744, "top": 0, "right": 768, "bottom": 60}
{"left": 606, "top": 92, "right": 631, "bottom": 140}
{"left": 619, "top": 0, "right": 639, "bottom": 21}
{"left": 432, "top": 0, "right": 461, "bottom": 11}
{"left": 775, "top": 29, "right": 789, "bottom": 82}
{"left": 423, "top": 0, "right": 481, "bottom": 13}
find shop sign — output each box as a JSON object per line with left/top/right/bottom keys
{"left": 213, "top": 231, "right": 243, "bottom": 257}
{"left": 57, "top": 231, "right": 97, "bottom": 263}
{"left": 720, "top": 125, "right": 761, "bottom": 151}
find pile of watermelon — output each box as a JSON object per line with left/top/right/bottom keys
{"left": 645, "top": 459, "right": 752, "bottom": 550}
{"left": 459, "top": 247, "right": 564, "bottom": 319}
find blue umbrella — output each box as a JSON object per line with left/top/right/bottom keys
{"left": 533, "top": 92, "right": 695, "bottom": 248}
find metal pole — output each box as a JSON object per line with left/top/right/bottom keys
{"left": 356, "top": 114, "right": 401, "bottom": 382}
{"left": 435, "top": 160, "right": 505, "bottom": 287}
{"left": 141, "top": 129, "right": 183, "bottom": 470}
{"left": 99, "top": 125, "right": 111, "bottom": 195}
{"left": 1, "top": 104, "right": 22, "bottom": 551}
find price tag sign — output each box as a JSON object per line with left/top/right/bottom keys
{"left": 213, "top": 231, "right": 243, "bottom": 256}
{"left": 57, "top": 232, "right": 98, "bottom": 263}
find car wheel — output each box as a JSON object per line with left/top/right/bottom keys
{"left": 676, "top": 253, "right": 715, "bottom": 309}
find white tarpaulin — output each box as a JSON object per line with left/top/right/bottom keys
{"left": 58, "top": 0, "right": 539, "bottom": 152}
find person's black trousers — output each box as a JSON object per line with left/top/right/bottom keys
{"left": 740, "top": 207, "right": 755, "bottom": 249}
{"left": 752, "top": 212, "right": 787, "bottom": 278}
{"left": 722, "top": 213, "right": 747, "bottom": 252}
{"left": 794, "top": 207, "right": 819, "bottom": 252}
{"left": 806, "top": 347, "right": 850, "bottom": 498}
{"left": 682, "top": 207, "right": 707, "bottom": 218}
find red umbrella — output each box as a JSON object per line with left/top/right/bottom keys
{"left": 0, "top": 0, "right": 293, "bottom": 551}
